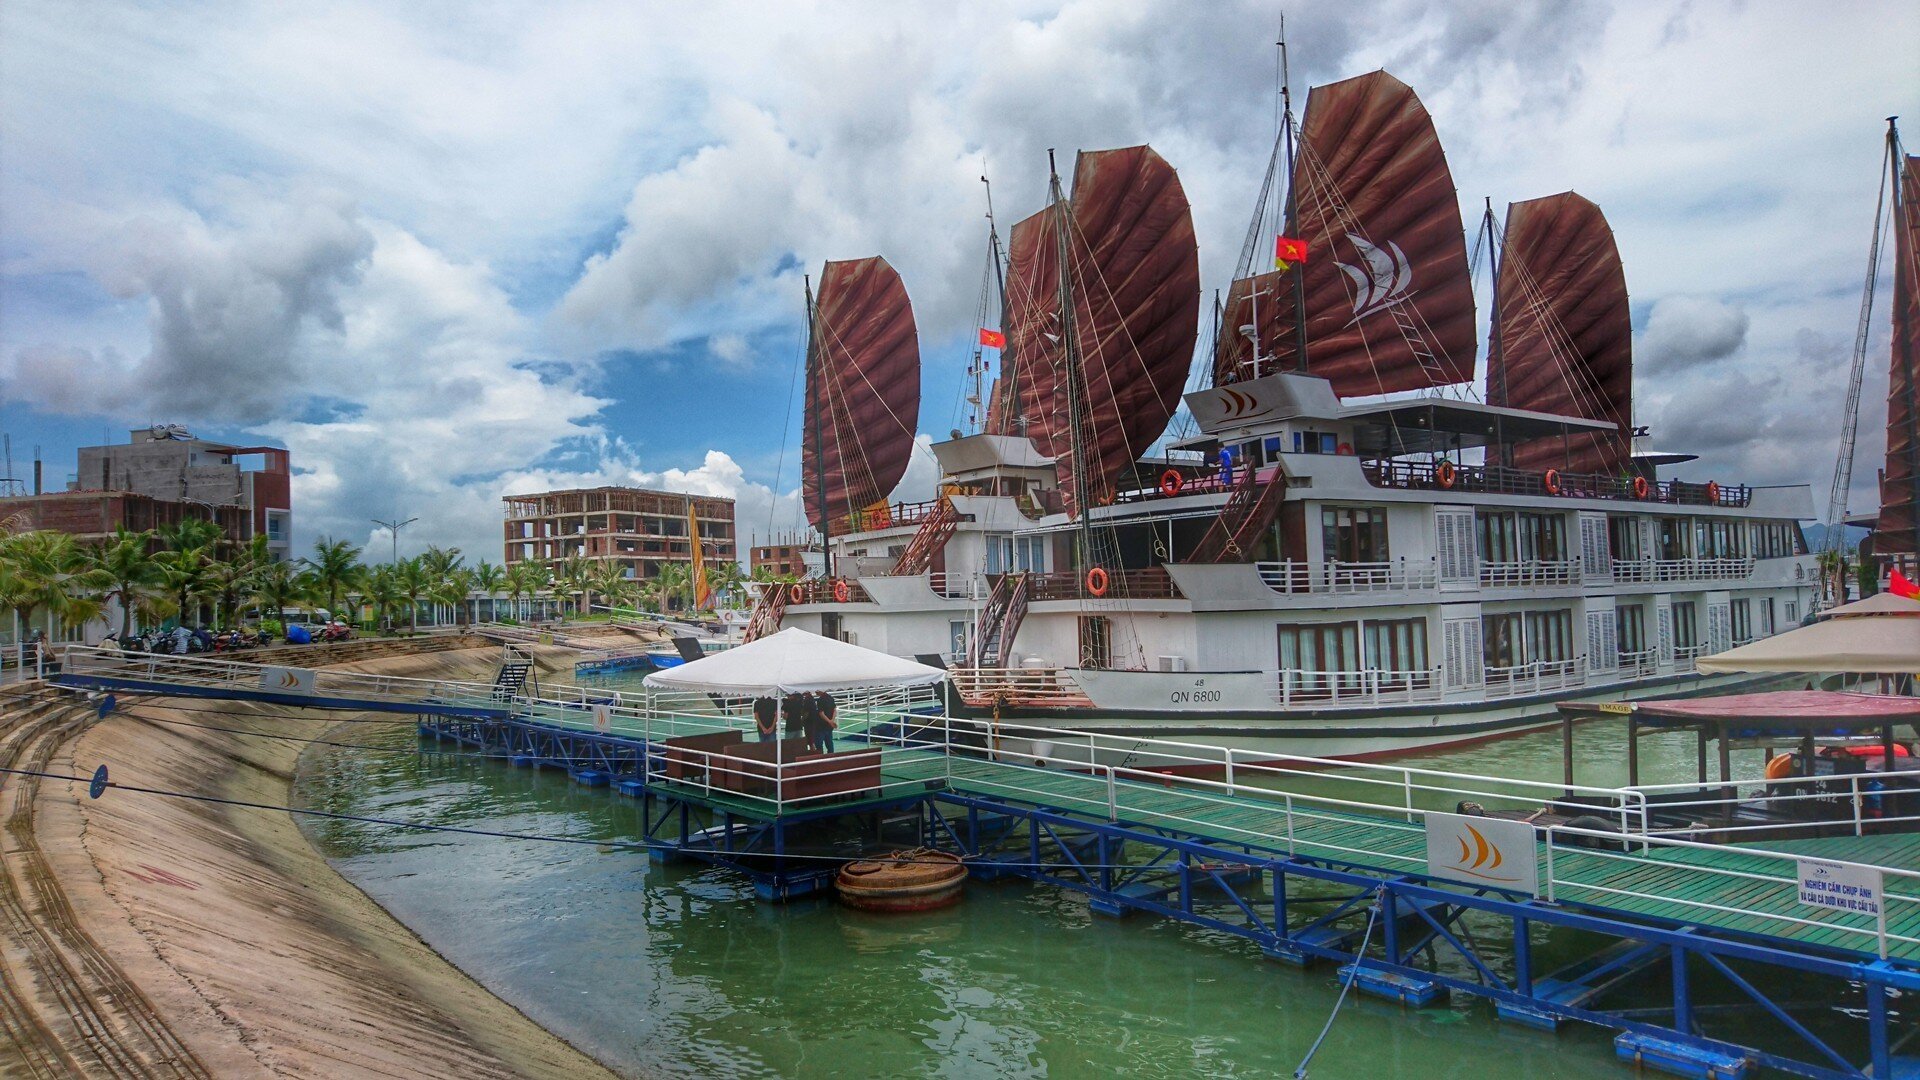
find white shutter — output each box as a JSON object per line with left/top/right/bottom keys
{"left": 1579, "top": 514, "right": 1611, "bottom": 581}
{"left": 1656, "top": 604, "right": 1674, "bottom": 663}
{"left": 1707, "top": 602, "right": 1731, "bottom": 654}
{"left": 1760, "top": 599, "right": 1774, "bottom": 637}
{"left": 1443, "top": 621, "right": 1463, "bottom": 688}
{"left": 1442, "top": 617, "right": 1483, "bottom": 689}
{"left": 1436, "top": 507, "right": 1477, "bottom": 587}
{"left": 1585, "top": 610, "right": 1617, "bottom": 672}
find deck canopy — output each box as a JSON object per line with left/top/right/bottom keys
{"left": 1816, "top": 592, "right": 1920, "bottom": 619}
{"left": 1345, "top": 399, "right": 1616, "bottom": 457}
{"left": 1695, "top": 615, "right": 1920, "bottom": 674}
{"left": 1560, "top": 691, "right": 1920, "bottom": 732}
{"left": 642, "top": 628, "right": 945, "bottom": 697}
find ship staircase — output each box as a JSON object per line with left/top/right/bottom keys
{"left": 743, "top": 583, "right": 790, "bottom": 643}
{"left": 970, "top": 573, "right": 1030, "bottom": 669}
{"left": 492, "top": 644, "right": 536, "bottom": 702}
{"left": 891, "top": 497, "right": 961, "bottom": 575}
{"left": 1190, "top": 463, "right": 1289, "bottom": 563}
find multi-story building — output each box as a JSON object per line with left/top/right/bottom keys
{"left": 749, "top": 532, "right": 816, "bottom": 578}
{"left": 70, "top": 425, "right": 292, "bottom": 561}
{"left": 0, "top": 490, "right": 250, "bottom": 545}
{"left": 503, "top": 486, "right": 735, "bottom": 581}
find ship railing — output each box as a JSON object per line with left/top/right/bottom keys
{"left": 1612, "top": 556, "right": 1757, "bottom": 583}
{"left": 824, "top": 497, "right": 950, "bottom": 535}
{"left": 1482, "top": 658, "right": 1588, "bottom": 698}
{"left": 1271, "top": 667, "right": 1443, "bottom": 705}
{"left": 1673, "top": 644, "right": 1705, "bottom": 667}
{"left": 785, "top": 576, "right": 874, "bottom": 605}
{"left": 946, "top": 666, "right": 1090, "bottom": 704}
{"left": 1255, "top": 558, "right": 1440, "bottom": 595}
{"left": 1616, "top": 648, "right": 1658, "bottom": 677}
{"left": 1021, "top": 568, "right": 1184, "bottom": 601}
{"left": 1364, "top": 460, "right": 1753, "bottom": 507}
{"left": 1478, "top": 559, "right": 1582, "bottom": 588}
{"left": 928, "top": 572, "right": 988, "bottom": 600}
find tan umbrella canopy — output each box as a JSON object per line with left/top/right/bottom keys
{"left": 1814, "top": 592, "right": 1920, "bottom": 618}
{"left": 1696, "top": 613, "right": 1920, "bottom": 674}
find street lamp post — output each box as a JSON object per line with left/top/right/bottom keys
{"left": 371, "top": 515, "right": 418, "bottom": 566}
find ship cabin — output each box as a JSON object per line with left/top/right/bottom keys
{"left": 789, "top": 371, "right": 1818, "bottom": 708}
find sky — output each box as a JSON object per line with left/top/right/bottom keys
{"left": 2, "top": 0, "right": 1917, "bottom": 564}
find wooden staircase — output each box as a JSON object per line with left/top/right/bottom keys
{"left": 891, "top": 497, "right": 960, "bottom": 575}
{"left": 743, "top": 584, "right": 789, "bottom": 642}
{"left": 970, "top": 573, "right": 1031, "bottom": 668}
{"left": 1190, "top": 464, "right": 1290, "bottom": 563}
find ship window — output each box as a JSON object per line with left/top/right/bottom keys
{"left": 1608, "top": 516, "right": 1642, "bottom": 562}
{"left": 1616, "top": 605, "right": 1646, "bottom": 655}
{"left": 1523, "top": 610, "right": 1574, "bottom": 664}
{"left": 1673, "top": 601, "right": 1699, "bottom": 648}
{"left": 1277, "top": 621, "right": 1360, "bottom": 698}
{"left": 1730, "top": 599, "right": 1752, "bottom": 643}
{"left": 1656, "top": 517, "right": 1690, "bottom": 559}
{"left": 1784, "top": 600, "right": 1799, "bottom": 624}
{"left": 1364, "top": 618, "right": 1428, "bottom": 679}
{"left": 1322, "top": 506, "right": 1389, "bottom": 563}
{"left": 1079, "top": 615, "right": 1111, "bottom": 669}
{"left": 1482, "top": 613, "right": 1522, "bottom": 673}
{"left": 986, "top": 535, "right": 1045, "bottom": 575}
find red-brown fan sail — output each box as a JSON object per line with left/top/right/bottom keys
{"left": 803, "top": 257, "right": 920, "bottom": 532}
{"left": 1490, "top": 192, "right": 1633, "bottom": 474}
{"left": 991, "top": 147, "right": 1201, "bottom": 516}
{"left": 1878, "top": 155, "right": 1920, "bottom": 555}
{"left": 1263, "top": 70, "right": 1475, "bottom": 395}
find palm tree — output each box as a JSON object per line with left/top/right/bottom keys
{"left": 652, "top": 562, "right": 690, "bottom": 614}
{"left": 590, "top": 562, "right": 632, "bottom": 615}
{"left": 210, "top": 535, "right": 270, "bottom": 628}
{"left": 303, "top": 536, "right": 364, "bottom": 617}
{"left": 362, "top": 564, "right": 404, "bottom": 631}
{"left": 154, "top": 545, "right": 216, "bottom": 628}
{"left": 156, "top": 517, "right": 223, "bottom": 559}
{"left": 2, "top": 530, "right": 106, "bottom": 640}
{"left": 553, "top": 555, "right": 591, "bottom": 617}
{"left": 396, "top": 557, "right": 433, "bottom": 632}
{"left": 420, "top": 546, "right": 465, "bottom": 624}
{"left": 253, "top": 559, "right": 307, "bottom": 627}
{"left": 506, "top": 561, "right": 548, "bottom": 622}
{"left": 431, "top": 567, "right": 478, "bottom": 627}
{"left": 86, "top": 529, "right": 163, "bottom": 639}
{"left": 470, "top": 560, "right": 506, "bottom": 623}
{"left": 706, "top": 560, "right": 745, "bottom": 610}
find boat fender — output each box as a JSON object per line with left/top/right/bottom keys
{"left": 1542, "top": 468, "right": 1562, "bottom": 496}
{"left": 1085, "top": 566, "right": 1110, "bottom": 597}
{"left": 1159, "top": 469, "right": 1184, "bottom": 497}
{"left": 833, "top": 579, "right": 851, "bottom": 603}
{"left": 1765, "top": 753, "right": 1795, "bottom": 780}
{"left": 1632, "top": 475, "right": 1650, "bottom": 499}
{"left": 1435, "top": 461, "right": 1457, "bottom": 489}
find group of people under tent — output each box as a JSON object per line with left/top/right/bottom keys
{"left": 750, "top": 691, "right": 839, "bottom": 754}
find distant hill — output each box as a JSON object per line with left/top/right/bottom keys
{"left": 1802, "top": 523, "right": 1868, "bottom": 552}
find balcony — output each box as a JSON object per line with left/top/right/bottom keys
{"left": 1272, "top": 667, "right": 1442, "bottom": 706}
{"left": 1673, "top": 643, "right": 1705, "bottom": 666}
{"left": 1483, "top": 658, "right": 1588, "bottom": 698}
{"left": 1479, "top": 560, "right": 1582, "bottom": 588}
{"left": 1611, "top": 557, "right": 1756, "bottom": 584}
{"left": 1617, "top": 648, "right": 1658, "bottom": 677}
{"left": 1022, "top": 569, "right": 1184, "bottom": 602}
{"left": 1256, "top": 558, "right": 1439, "bottom": 595}
{"left": 1365, "top": 460, "right": 1751, "bottom": 507}
{"left": 787, "top": 577, "right": 875, "bottom": 605}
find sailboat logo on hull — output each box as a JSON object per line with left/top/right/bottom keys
{"left": 1338, "top": 232, "right": 1415, "bottom": 324}
{"left": 1216, "top": 387, "right": 1273, "bottom": 421}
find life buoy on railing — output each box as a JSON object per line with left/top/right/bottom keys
{"left": 1085, "top": 566, "right": 1110, "bottom": 597}
{"left": 1633, "top": 475, "right": 1650, "bottom": 499}
{"left": 833, "top": 579, "right": 851, "bottom": 603}
{"left": 1337, "top": 442, "right": 1354, "bottom": 456}
{"left": 1542, "top": 468, "right": 1562, "bottom": 496}
{"left": 1435, "top": 461, "right": 1457, "bottom": 489}
{"left": 1159, "top": 469, "right": 1184, "bottom": 497}
{"left": 1705, "top": 481, "right": 1722, "bottom": 504}
{"left": 789, "top": 582, "right": 806, "bottom": 604}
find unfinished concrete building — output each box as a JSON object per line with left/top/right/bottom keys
{"left": 502, "top": 486, "right": 736, "bottom": 581}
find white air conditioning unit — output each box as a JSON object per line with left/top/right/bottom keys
{"left": 842, "top": 631, "right": 857, "bottom": 646}
{"left": 1158, "top": 655, "right": 1188, "bottom": 672}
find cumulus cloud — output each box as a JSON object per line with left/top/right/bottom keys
{"left": 1637, "top": 296, "right": 1751, "bottom": 376}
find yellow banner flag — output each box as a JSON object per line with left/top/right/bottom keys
{"left": 687, "top": 501, "right": 712, "bottom": 609}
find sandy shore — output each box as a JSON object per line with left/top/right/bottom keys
{"left": 6, "top": 641, "right": 624, "bottom": 1078}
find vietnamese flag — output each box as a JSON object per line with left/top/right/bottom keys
{"left": 978, "top": 328, "right": 1006, "bottom": 349}
{"left": 1892, "top": 567, "right": 1920, "bottom": 599}
{"left": 1274, "top": 236, "right": 1309, "bottom": 270}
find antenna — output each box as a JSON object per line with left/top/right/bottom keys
{"left": 0, "top": 436, "right": 20, "bottom": 498}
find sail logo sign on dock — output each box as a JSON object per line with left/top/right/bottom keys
{"left": 1796, "top": 859, "right": 1882, "bottom": 917}
{"left": 259, "top": 667, "right": 314, "bottom": 694}
{"left": 1425, "top": 812, "right": 1537, "bottom": 895}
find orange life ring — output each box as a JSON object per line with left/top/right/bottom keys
{"left": 1159, "top": 469, "right": 1184, "bottom": 497}
{"left": 833, "top": 579, "right": 851, "bottom": 603}
{"left": 789, "top": 582, "right": 806, "bottom": 604}
{"left": 1633, "top": 475, "right": 1650, "bottom": 499}
{"left": 1543, "top": 468, "right": 1562, "bottom": 496}
{"left": 1706, "top": 481, "right": 1722, "bottom": 504}
{"left": 1085, "top": 566, "right": 1110, "bottom": 597}
{"left": 1765, "top": 753, "right": 1795, "bottom": 781}
{"left": 1337, "top": 442, "right": 1354, "bottom": 455}
{"left": 1435, "top": 461, "right": 1457, "bottom": 489}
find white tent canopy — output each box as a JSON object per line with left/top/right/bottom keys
{"left": 1696, "top": 615, "right": 1920, "bottom": 674}
{"left": 1815, "top": 592, "right": 1920, "bottom": 619}
{"left": 641, "top": 627, "right": 947, "bottom": 696}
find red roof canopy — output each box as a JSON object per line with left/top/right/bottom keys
{"left": 1560, "top": 690, "right": 1920, "bottom": 727}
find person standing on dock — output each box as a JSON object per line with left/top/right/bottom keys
{"left": 807, "top": 691, "right": 837, "bottom": 754}
{"left": 783, "top": 692, "right": 811, "bottom": 739}
{"left": 753, "top": 697, "right": 779, "bottom": 743}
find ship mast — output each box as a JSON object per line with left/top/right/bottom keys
{"left": 1481, "top": 196, "right": 1510, "bottom": 466}
{"left": 803, "top": 273, "right": 834, "bottom": 577}
{"left": 1047, "top": 149, "right": 1093, "bottom": 567}
{"left": 1279, "top": 19, "right": 1308, "bottom": 373}
{"left": 972, "top": 174, "right": 1011, "bottom": 434}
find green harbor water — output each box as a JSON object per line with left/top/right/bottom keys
{"left": 291, "top": 705, "right": 1828, "bottom": 1079}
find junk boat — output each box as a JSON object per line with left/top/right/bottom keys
{"left": 746, "top": 65, "right": 1858, "bottom": 763}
